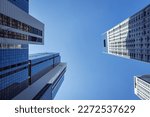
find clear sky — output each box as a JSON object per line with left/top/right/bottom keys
{"left": 29, "top": 0, "right": 150, "bottom": 100}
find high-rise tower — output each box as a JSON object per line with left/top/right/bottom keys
{"left": 103, "top": 5, "right": 150, "bottom": 63}
{"left": 0, "top": 0, "right": 66, "bottom": 100}
{"left": 134, "top": 75, "right": 150, "bottom": 100}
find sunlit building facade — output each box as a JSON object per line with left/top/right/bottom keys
{"left": 134, "top": 75, "right": 150, "bottom": 100}
{"left": 103, "top": 4, "right": 150, "bottom": 62}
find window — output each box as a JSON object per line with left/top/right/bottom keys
{"left": 0, "top": 13, "right": 42, "bottom": 36}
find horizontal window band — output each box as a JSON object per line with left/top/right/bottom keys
{"left": 0, "top": 56, "right": 60, "bottom": 79}
{"left": 0, "top": 61, "right": 28, "bottom": 72}
{"left": 0, "top": 66, "right": 28, "bottom": 79}
{"left": 0, "top": 13, "right": 43, "bottom": 36}
{"left": 31, "top": 55, "right": 60, "bottom": 67}
{"left": 0, "top": 28, "right": 42, "bottom": 43}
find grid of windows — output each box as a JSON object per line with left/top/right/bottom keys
{"left": 0, "top": 13, "right": 43, "bottom": 36}
{"left": 0, "top": 0, "right": 66, "bottom": 100}
{"left": 0, "top": 49, "right": 28, "bottom": 68}
{"left": 106, "top": 5, "right": 150, "bottom": 62}
{"left": 0, "top": 0, "right": 65, "bottom": 100}
{"left": 135, "top": 77, "right": 150, "bottom": 100}
{"left": 0, "top": 0, "right": 30, "bottom": 100}
{"left": 108, "top": 20, "right": 129, "bottom": 56}
{"left": 0, "top": 68, "right": 28, "bottom": 99}
{"left": 0, "top": 49, "right": 29, "bottom": 100}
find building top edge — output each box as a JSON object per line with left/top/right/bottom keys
{"left": 29, "top": 53, "right": 59, "bottom": 60}
{"left": 136, "top": 75, "right": 150, "bottom": 84}
{"left": 102, "top": 4, "right": 150, "bottom": 33}
{"left": 13, "top": 63, "right": 67, "bottom": 100}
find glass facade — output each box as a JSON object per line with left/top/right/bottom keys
{"left": 8, "top": 0, "right": 29, "bottom": 13}
{"left": 13, "top": 62, "right": 67, "bottom": 100}
{"left": 0, "top": 49, "right": 28, "bottom": 67}
{"left": 0, "top": 50, "right": 63, "bottom": 100}
{"left": 30, "top": 53, "right": 63, "bottom": 100}
{"left": 105, "top": 4, "right": 150, "bottom": 63}
{"left": 29, "top": 53, "right": 61, "bottom": 84}
{"left": 0, "top": 0, "right": 66, "bottom": 100}
{"left": 0, "top": 49, "right": 29, "bottom": 99}
{"left": 34, "top": 76, "right": 65, "bottom": 100}
{"left": 0, "top": 0, "right": 29, "bottom": 99}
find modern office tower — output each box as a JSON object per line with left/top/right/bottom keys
{"left": 103, "top": 4, "right": 150, "bottom": 62}
{"left": 13, "top": 53, "right": 66, "bottom": 100}
{"left": 134, "top": 75, "right": 150, "bottom": 100}
{"left": 0, "top": 0, "right": 66, "bottom": 100}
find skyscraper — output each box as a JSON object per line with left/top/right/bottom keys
{"left": 13, "top": 53, "right": 66, "bottom": 100}
{"left": 0, "top": 0, "right": 66, "bottom": 100}
{"left": 134, "top": 75, "right": 150, "bottom": 100}
{"left": 103, "top": 4, "right": 150, "bottom": 63}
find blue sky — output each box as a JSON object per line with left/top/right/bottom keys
{"left": 29, "top": 0, "right": 150, "bottom": 100}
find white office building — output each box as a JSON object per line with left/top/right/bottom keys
{"left": 103, "top": 4, "right": 150, "bottom": 62}
{"left": 134, "top": 75, "right": 150, "bottom": 100}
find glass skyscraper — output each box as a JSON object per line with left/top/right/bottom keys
{"left": 0, "top": 0, "right": 66, "bottom": 100}
{"left": 13, "top": 53, "right": 66, "bottom": 100}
